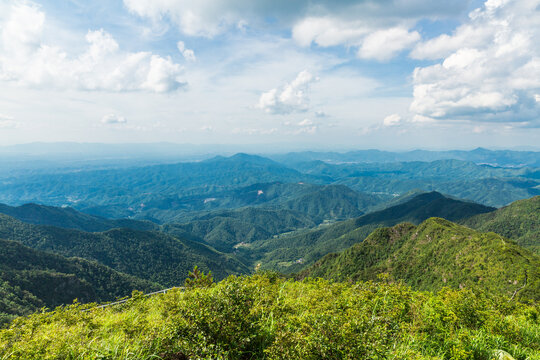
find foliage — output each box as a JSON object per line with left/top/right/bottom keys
{"left": 246, "top": 192, "right": 495, "bottom": 273}
{"left": 461, "top": 196, "right": 540, "bottom": 254}
{"left": 0, "top": 238, "right": 160, "bottom": 325}
{"left": 300, "top": 218, "right": 540, "bottom": 303}
{"left": 0, "top": 214, "right": 249, "bottom": 285}
{"left": 184, "top": 266, "right": 214, "bottom": 288}
{"left": 0, "top": 274, "right": 538, "bottom": 359}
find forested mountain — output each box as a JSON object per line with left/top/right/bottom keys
{"left": 461, "top": 196, "right": 540, "bottom": 254}
{"left": 270, "top": 147, "right": 540, "bottom": 167}
{"left": 0, "top": 238, "right": 159, "bottom": 324}
{"left": 136, "top": 182, "right": 385, "bottom": 223}
{"left": 0, "top": 203, "right": 158, "bottom": 232}
{"left": 163, "top": 207, "right": 316, "bottom": 252}
{"left": 1, "top": 154, "right": 538, "bottom": 221}
{"left": 245, "top": 192, "right": 495, "bottom": 273}
{"left": 0, "top": 214, "right": 248, "bottom": 285}
{"left": 301, "top": 218, "right": 540, "bottom": 302}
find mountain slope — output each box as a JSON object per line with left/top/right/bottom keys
{"left": 0, "top": 238, "right": 159, "bottom": 323}
{"left": 0, "top": 214, "right": 249, "bottom": 285}
{"left": 248, "top": 192, "right": 495, "bottom": 272}
{"left": 461, "top": 196, "right": 540, "bottom": 254}
{"left": 301, "top": 218, "right": 540, "bottom": 302}
{"left": 163, "top": 207, "right": 316, "bottom": 252}
{"left": 0, "top": 203, "right": 158, "bottom": 232}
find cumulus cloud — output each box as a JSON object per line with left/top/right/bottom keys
{"left": 177, "top": 41, "right": 196, "bottom": 62}
{"left": 123, "top": 0, "right": 468, "bottom": 36}
{"left": 258, "top": 70, "right": 317, "bottom": 114}
{"left": 101, "top": 114, "right": 127, "bottom": 124}
{"left": 123, "top": 0, "right": 468, "bottom": 60}
{"left": 409, "top": 0, "right": 540, "bottom": 125}
{"left": 0, "top": 114, "right": 17, "bottom": 129}
{"left": 383, "top": 114, "right": 402, "bottom": 127}
{"left": 0, "top": 2, "right": 185, "bottom": 92}
{"left": 358, "top": 27, "right": 420, "bottom": 61}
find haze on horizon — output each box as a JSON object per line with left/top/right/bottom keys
{"left": 1, "top": 0, "right": 539, "bottom": 149}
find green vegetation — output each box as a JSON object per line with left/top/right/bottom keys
{"left": 246, "top": 192, "right": 495, "bottom": 273}
{"left": 0, "top": 238, "right": 159, "bottom": 325}
{"left": 1, "top": 154, "right": 537, "bottom": 221}
{"left": 461, "top": 196, "right": 540, "bottom": 254}
{"left": 0, "top": 274, "right": 538, "bottom": 359}
{"left": 0, "top": 203, "right": 158, "bottom": 232}
{"left": 301, "top": 218, "right": 540, "bottom": 302}
{"left": 0, "top": 214, "right": 248, "bottom": 285}
{"left": 163, "top": 207, "right": 316, "bottom": 252}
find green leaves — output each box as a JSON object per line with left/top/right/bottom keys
{"left": 0, "top": 274, "right": 538, "bottom": 359}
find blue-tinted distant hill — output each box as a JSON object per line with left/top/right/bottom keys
{"left": 0, "top": 203, "right": 158, "bottom": 232}
{"left": 270, "top": 147, "right": 540, "bottom": 167}
{"left": 0, "top": 154, "right": 324, "bottom": 215}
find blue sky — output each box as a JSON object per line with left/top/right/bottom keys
{"left": 0, "top": 0, "right": 539, "bottom": 150}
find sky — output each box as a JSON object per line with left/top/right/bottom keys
{"left": 0, "top": 0, "right": 539, "bottom": 150}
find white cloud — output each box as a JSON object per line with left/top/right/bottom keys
{"left": 258, "top": 70, "right": 317, "bottom": 114}
{"left": 383, "top": 114, "right": 402, "bottom": 127}
{"left": 0, "top": 2, "right": 185, "bottom": 93}
{"left": 177, "top": 41, "right": 196, "bottom": 62}
{"left": 358, "top": 27, "right": 420, "bottom": 61}
{"left": 123, "top": 0, "right": 468, "bottom": 60}
{"left": 123, "top": 0, "right": 468, "bottom": 37}
{"left": 315, "top": 110, "right": 328, "bottom": 118}
{"left": 101, "top": 113, "right": 127, "bottom": 124}
{"left": 0, "top": 113, "right": 17, "bottom": 128}
{"left": 292, "top": 17, "right": 369, "bottom": 47}
{"left": 298, "top": 119, "right": 313, "bottom": 126}
{"left": 535, "top": 94, "right": 540, "bottom": 103}
{"left": 410, "top": 0, "right": 540, "bottom": 125}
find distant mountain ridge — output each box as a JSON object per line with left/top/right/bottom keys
{"left": 0, "top": 203, "right": 158, "bottom": 232}
{"left": 246, "top": 191, "right": 495, "bottom": 273}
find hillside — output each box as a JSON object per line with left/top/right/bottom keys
{"left": 0, "top": 214, "right": 249, "bottom": 285}
{"left": 0, "top": 238, "right": 159, "bottom": 324}
{"left": 0, "top": 203, "right": 158, "bottom": 232}
{"left": 301, "top": 218, "right": 540, "bottom": 302}
{"left": 0, "top": 274, "right": 538, "bottom": 359}
{"left": 0, "top": 154, "right": 321, "bottom": 219}
{"left": 461, "top": 196, "right": 540, "bottom": 254}
{"left": 163, "top": 207, "right": 316, "bottom": 252}
{"left": 248, "top": 192, "right": 495, "bottom": 272}
{"left": 279, "top": 184, "right": 381, "bottom": 221}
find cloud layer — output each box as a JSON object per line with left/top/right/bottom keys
{"left": 410, "top": 0, "right": 540, "bottom": 126}
{"left": 0, "top": 2, "right": 185, "bottom": 93}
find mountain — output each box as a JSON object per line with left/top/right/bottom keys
{"left": 0, "top": 154, "right": 321, "bottom": 218}
{"left": 290, "top": 159, "right": 540, "bottom": 207}
{"left": 301, "top": 218, "right": 540, "bottom": 302}
{"left": 0, "top": 238, "right": 159, "bottom": 324}
{"left": 0, "top": 203, "right": 158, "bottom": 232}
{"left": 279, "top": 184, "right": 382, "bottom": 222}
{"left": 461, "top": 196, "right": 540, "bottom": 254}
{"left": 128, "top": 182, "right": 383, "bottom": 224}
{"left": 163, "top": 207, "right": 316, "bottom": 252}
{"left": 0, "top": 214, "right": 249, "bottom": 285}
{"left": 246, "top": 192, "right": 495, "bottom": 273}
{"left": 271, "top": 148, "right": 540, "bottom": 167}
